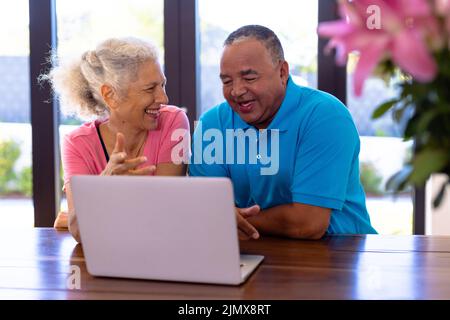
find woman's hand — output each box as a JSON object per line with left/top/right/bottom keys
{"left": 53, "top": 211, "right": 68, "bottom": 229}
{"left": 101, "top": 132, "right": 156, "bottom": 176}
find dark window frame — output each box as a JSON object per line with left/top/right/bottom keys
{"left": 318, "top": 0, "right": 347, "bottom": 104}
{"left": 164, "top": 0, "right": 200, "bottom": 134}
{"left": 29, "top": 0, "right": 60, "bottom": 227}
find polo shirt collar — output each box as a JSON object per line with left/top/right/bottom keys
{"left": 266, "top": 76, "right": 299, "bottom": 132}
{"left": 232, "top": 75, "right": 300, "bottom": 132}
{"left": 232, "top": 113, "right": 250, "bottom": 130}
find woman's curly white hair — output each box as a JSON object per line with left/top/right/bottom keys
{"left": 40, "top": 37, "right": 160, "bottom": 120}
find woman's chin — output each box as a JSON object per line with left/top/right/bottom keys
{"left": 145, "top": 118, "right": 158, "bottom": 131}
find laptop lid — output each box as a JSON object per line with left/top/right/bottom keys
{"left": 71, "top": 175, "right": 245, "bottom": 285}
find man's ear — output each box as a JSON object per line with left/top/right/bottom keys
{"left": 100, "top": 84, "right": 117, "bottom": 110}
{"left": 279, "top": 60, "right": 289, "bottom": 87}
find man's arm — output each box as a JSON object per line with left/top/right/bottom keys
{"left": 245, "top": 203, "right": 331, "bottom": 240}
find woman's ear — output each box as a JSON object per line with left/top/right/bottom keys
{"left": 101, "top": 84, "right": 117, "bottom": 110}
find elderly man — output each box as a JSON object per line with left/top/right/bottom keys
{"left": 189, "top": 25, "right": 376, "bottom": 240}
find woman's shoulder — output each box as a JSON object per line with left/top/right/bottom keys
{"left": 159, "top": 105, "right": 186, "bottom": 118}
{"left": 160, "top": 104, "right": 184, "bottom": 113}
{"left": 64, "top": 119, "right": 103, "bottom": 142}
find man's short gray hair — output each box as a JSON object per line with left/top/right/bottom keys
{"left": 224, "top": 25, "right": 285, "bottom": 64}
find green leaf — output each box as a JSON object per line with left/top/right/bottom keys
{"left": 372, "top": 99, "right": 399, "bottom": 119}
{"left": 416, "top": 110, "right": 439, "bottom": 134}
{"left": 409, "top": 149, "right": 450, "bottom": 185}
{"left": 392, "top": 100, "right": 412, "bottom": 123}
{"left": 404, "top": 113, "right": 420, "bottom": 139}
{"left": 385, "top": 166, "right": 413, "bottom": 192}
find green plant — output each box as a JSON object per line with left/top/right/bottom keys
{"left": 378, "top": 49, "right": 450, "bottom": 206}
{"left": 318, "top": 0, "right": 450, "bottom": 207}
{"left": 17, "top": 166, "right": 33, "bottom": 197}
{"left": 0, "top": 139, "right": 21, "bottom": 194}
{"left": 360, "top": 162, "right": 383, "bottom": 196}
{"left": 374, "top": 129, "right": 387, "bottom": 137}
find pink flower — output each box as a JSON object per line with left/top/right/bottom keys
{"left": 435, "top": 0, "right": 450, "bottom": 48}
{"left": 318, "top": 0, "right": 438, "bottom": 96}
{"left": 435, "top": 0, "right": 450, "bottom": 15}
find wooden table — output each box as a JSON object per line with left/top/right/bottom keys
{"left": 1, "top": 228, "right": 450, "bottom": 299}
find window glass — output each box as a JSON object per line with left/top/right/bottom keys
{"left": 347, "top": 54, "right": 413, "bottom": 235}
{"left": 0, "top": 0, "right": 33, "bottom": 229}
{"left": 199, "top": 0, "right": 318, "bottom": 114}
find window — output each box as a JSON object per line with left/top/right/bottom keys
{"left": 198, "top": 0, "right": 318, "bottom": 115}
{"left": 24, "top": 1, "right": 425, "bottom": 231}
{"left": 55, "top": 0, "right": 164, "bottom": 213}
{"left": 0, "top": 0, "right": 33, "bottom": 229}
{"left": 56, "top": 0, "right": 164, "bottom": 60}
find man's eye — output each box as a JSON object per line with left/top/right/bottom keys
{"left": 245, "top": 78, "right": 256, "bottom": 82}
{"left": 145, "top": 87, "right": 156, "bottom": 92}
{"left": 222, "top": 81, "right": 232, "bottom": 86}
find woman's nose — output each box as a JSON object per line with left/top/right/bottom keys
{"left": 155, "top": 86, "right": 169, "bottom": 105}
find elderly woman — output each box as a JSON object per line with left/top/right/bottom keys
{"left": 45, "top": 37, "right": 189, "bottom": 242}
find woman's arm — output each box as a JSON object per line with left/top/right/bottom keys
{"left": 65, "top": 183, "right": 82, "bottom": 243}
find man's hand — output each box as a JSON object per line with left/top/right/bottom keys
{"left": 101, "top": 132, "right": 156, "bottom": 176}
{"left": 236, "top": 205, "right": 260, "bottom": 240}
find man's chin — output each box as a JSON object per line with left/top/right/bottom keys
{"left": 239, "top": 113, "right": 261, "bottom": 126}
{"left": 231, "top": 106, "right": 260, "bottom": 126}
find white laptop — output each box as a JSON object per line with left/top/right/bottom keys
{"left": 71, "top": 175, "right": 264, "bottom": 285}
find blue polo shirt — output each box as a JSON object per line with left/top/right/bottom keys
{"left": 189, "top": 77, "right": 377, "bottom": 234}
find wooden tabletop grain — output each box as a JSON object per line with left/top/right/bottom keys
{"left": 1, "top": 228, "right": 450, "bottom": 300}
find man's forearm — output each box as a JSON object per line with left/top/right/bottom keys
{"left": 246, "top": 203, "right": 331, "bottom": 240}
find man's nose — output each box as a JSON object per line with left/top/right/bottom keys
{"left": 231, "top": 81, "right": 247, "bottom": 98}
